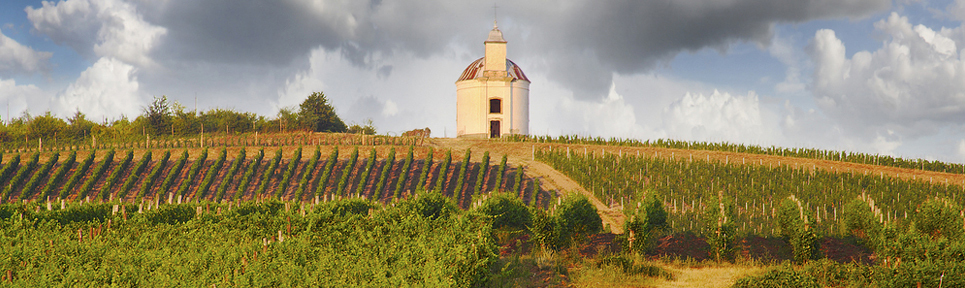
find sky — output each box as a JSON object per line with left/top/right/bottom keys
{"left": 2, "top": 0, "right": 965, "bottom": 162}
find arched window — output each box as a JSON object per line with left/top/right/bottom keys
{"left": 489, "top": 99, "right": 502, "bottom": 114}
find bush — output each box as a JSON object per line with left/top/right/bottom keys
{"left": 733, "top": 266, "right": 819, "bottom": 288}
{"left": 196, "top": 148, "right": 227, "bottom": 199}
{"left": 254, "top": 148, "right": 282, "bottom": 197}
{"left": 511, "top": 164, "right": 524, "bottom": 196}
{"left": 235, "top": 148, "right": 265, "bottom": 200}
{"left": 415, "top": 148, "right": 433, "bottom": 192}
{"left": 622, "top": 192, "right": 668, "bottom": 255}
{"left": 475, "top": 192, "right": 531, "bottom": 231}
{"left": 118, "top": 151, "right": 152, "bottom": 199}
{"left": 430, "top": 150, "right": 451, "bottom": 193}
{"left": 703, "top": 191, "right": 737, "bottom": 262}
{"left": 843, "top": 197, "right": 882, "bottom": 246}
{"left": 159, "top": 151, "right": 189, "bottom": 195}
{"left": 471, "top": 151, "right": 490, "bottom": 199}
{"left": 372, "top": 148, "right": 396, "bottom": 201}
{"left": 21, "top": 152, "right": 60, "bottom": 201}
{"left": 274, "top": 147, "right": 302, "bottom": 198}
{"left": 777, "top": 195, "right": 819, "bottom": 264}
{"left": 0, "top": 154, "right": 22, "bottom": 190}
{"left": 452, "top": 149, "right": 471, "bottom": 203}
{"left": 492, "top": 155, "right": 508, "bottom": 192}
{"left": 97, "top": 150, "right": 134, "bottom": 200}
{"left": 392, "top": 146, "right": 414, "bottom": 200}
{"left": 2, "top": 153, "right": 39, "bottom": 201}
{"left": 353, "top": 148, "right": 377, "bottom": 197}
{"left": 293, "top": 147, "right": 321, "bottom": 201}
{"left": 914, "top": 197, "right": 964, "bottom": 241}
{"left": 41, "top": 151, "right": 76, "bottom": 200}
{"left": 335, "top": 147, "right": 359, "bottom": 197}
{"left": 215, "top": 148, "right": 246, "bottom": 202}
{"left": 175, "top": 149, "right": 208, "bottom": 197}
{"left": 532, "top": 194, "right": 602, "bottom": 250}
{"left": 137, "top": 150, "right": 171, "bottom": 201}
{"left": 314, "top": 147, "right": 338, "bottom": 199}
{"left": 78, "top": 149, "right": 115, "bottom": 200}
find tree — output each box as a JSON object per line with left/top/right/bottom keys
{"left": 144, "top": 96, "right": 172, "bottom": 136}
{"left": 298, "top": 92, "right": 346, "bottom": 133}
{"left": 67, "top": 111, "right": 97, "bottom": 140}
{"left": 347, "top": 119, "right": 377, "bottom": 135}
{"left": 28, "top": 111, "right": 68, "bottom": 140}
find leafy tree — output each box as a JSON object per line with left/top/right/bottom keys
{"left": 66, "top": 111, "right": 98, "bottom": 140}
{"left": 476, "top": 192, "right": 532, "bottom": 231}
{"left": 704, "top": 191, "right": 737, "bottom": 262}
{"left": 144, "top": 96, "right": 173, "bottom": 136}
{"left": 623, "top": 192, "right": 668, "bottom": 255}
{"left": 347, "top": 119, "right": 377, "bottom": 135}
{"left": 777, "top": 195, "right": 819, "bottom": 264}
{"left": 28, "top": 112, "right": 68, "bottom": 140}
{"left": 298, "top": 92, "right": 346, "bottom": 132}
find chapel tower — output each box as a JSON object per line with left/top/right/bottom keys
{"left": 455, "top": 22, "right": 530, "bottom": 138}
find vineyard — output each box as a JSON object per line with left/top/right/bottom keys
{"left": 0, "top": 144, "right": 549, "bottom": 210}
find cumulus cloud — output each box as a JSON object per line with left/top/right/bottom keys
{"left": 0, "top": 78, "right": 49, "bottom": 121}
{"left": 56, "top": 57, "right": 142, "bottom": 120}
{"left": 0, "top": 29, "right": 52, "bottom": 77}
{"left": 663, "top": 90, "right": 780, "bottom": 144}
{"left": 26, "top": 0, "right": 166, "bottom": 67}
{"left": 807, "top": 13, "right": 965, "bottom": 138}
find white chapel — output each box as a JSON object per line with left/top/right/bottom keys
{"left": 456, "top": 22, "right": 530, "bottom": 138}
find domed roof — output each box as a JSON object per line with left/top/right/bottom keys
{"left": 457, "top": 57, "right": 529, "bottom": 82}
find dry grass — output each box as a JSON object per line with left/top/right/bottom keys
{"left": 571, "top": 261, "right": 769, "bottom": 288}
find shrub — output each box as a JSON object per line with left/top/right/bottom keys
{"left": 733, "top": 266, "right": 819, "bottom": 288}
{"left": 392, "top": 146, "right": 414, "bottom": 199}
{"left": 97, "top": 150, "right": 134, "bottom": 200}
{"left": 415, "top": 148, "right": 433, "bottom": 192}
{"left": 622, "top": 192, "right": 669, "bottom": 255}
{"left": 2, "top": 153, "right": 39, "bottom": 201}
{"left": 353, "top": 148, "right": 377, "bottom": 197}
{"left": 41, "top": 151, "right": 76, "bottom": 200}
{"left": 511, "top": 164, "right": 524, "bottom": 196}
{"left": 532, "top": 194, "right": 602, "bottom": 250}
{"left": 0, "top": 154, "right": 22, "bottom": 189}
{"left": 274, "top": 147, "right": 302, "bottom": 198}
{"left": 196, "top": 148, "right": 228, "bottom": 199}
{"left": 492, "top": 155, "right": 508, "bottom": 192}
{"left": 452, "top": 149, "right": 471, "bottom": 204}
{"left": 313, "top": 147, "right": 338, "bottom": 199}
{"left": 703, "top": 191, "right": 737, "bottom": 262}
{"left": 293, "top": 147, "right": 321, "bottom": 201}
{"left": 235, "top": 148, "right": 265, "bottom": 200}
{"left": 255, "top": 148, "right": 283, "bottom": 197}
{"left": 430, "top": 150, "right": 451, "bottom": 193}
{"left": 175, "top": 148, "right": 208, "bottom": 197}
{"left": 372, "top": 148, "right": 396, "bottom": 201}
{"left": 843, "top": 197, "right": 882, "bottom": 245}
{"left": 471, "top": 151, "right": 490, "bottom": 199}
{"left": 335, "top": 147, "right": 359, "bottom": 197}
{"left": 137, "top": 150, "right": 171, "bottom": 201}
{"left": 215, "top": 148, "right": 246, "bottom": 202}
{"left": 118, "top": 151, "right": 152, "bottom": 199}
{"left": 475, "top": 192, "right": 531, "bottom": 231}
{"left": 777, "top": 195, "right": 819, "bottom": 264}
{"left": 159, "top": 151, "right": 189, "bottom": 195}
{"left": 22, "top": 152, "right": 60, "bottom": 202}
{"left": 78, "top": 149, "right": 115, "bottom": 200}
{"left": 914, "top": 197, "right": 964, "bottom": 241}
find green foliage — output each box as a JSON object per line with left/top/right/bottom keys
{"left": 21, "top": 153, "right": 59, "bottom": 202}
{"left": 397, "top": 190, "right": 460, "bottom": 220}
{"left": 453, "top": 149, "right": 471, "bottom": 203}
{"left": 2, "top": 153, "right": 38, "bottom": 201}
{"left": 347, "top": 119, "right": 377, "bottom": 135}
{"left": 255, "top": 148, "right": 283, "bottom": 197}
{"left": 354, "top": 148, "right": 377, "bottom": 196}
{"left": 78, "top": 149, "right": 115, "bottom": 200}
{"left": 372, "top": 148, "right": 396, "bottom": 201}
{"left": 596, "top": 255, "right": 674, "bottom": 279}
{"left": 622, "top": 192, "right": 669, "bottom": 255}
{"left": 41, "top": 151, "right": 75, "bottom": 200}
{"left": 314, "top": 147, "right": 338, "bottom": 199}
{"left": 118, "top": 151, "right": 151, "bottom": 199}
{"left": 159, "top": 151, "right": 189, "bottom": 194}
{"left": 914, "top": 198, "right": 964, "bottom": 240}
{"left": 475, "top": 192, "right": 532, "bottom": 231}
{"left": 393, "top": 146, "right": 414, "bottom": 200}
{"left": 137, "top": 150, "right": 171, "bottom": 201}
{"left": 431, "top": 150, "right": 451, "bottom": 193}
{"left": 97, "top": 150, "right": 134, "bottom": 200}
{"left": 0, "top": 154, "right": 21, "bottom": 189}
{"left": 843, "top": 197, "right": 882, "bottom": 245}
{"left": 298, "top": 91, "right": 346, "bottom": 132}
{"left": 492, "top": 155, "right": 508, "bottom": 192}
{"left": 777, "top": 195, "right": 819, "bottom": 264}
{"left": 175, "top": 149, "right": 208, "bottom": 197}
{"left": 145, "top": 95, "right": 173, "bottom": 136}
{"left": 472, "top": 151, "right": 490, "bottom": 200}
{"left": 215, "top": 148, "right": 246, "bottom": 202}
{"left": 274, "top": 147, "right": 302, "bottom": 198}
{"left": 415, "top": 147, "right": 433, "bottom": 192}
{"left": 235, "top": 148, "right": 265, "bottom": 200}
{"left": 335, "top": 147, "right": 359, "bottom": 197}
{"left": 703, "top": 192, "right": 737, "bottom": 262}
{"left": 196, "top": 148, "right": 228, "bottom": 199}
{"left": 733, "top": 266, "right": 819, "bottom": 288}
{"left": 511, "top": 164, "right": 525, "bottom": 195}
{"left": 293, "top": 147, "right": 321, "bottom": 201}
{"left": 532, "top": 195, "right": 603, "bottom": 251}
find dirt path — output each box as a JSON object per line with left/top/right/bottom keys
{"left": 429, "top": 138, "right": 626, "bottom": 234}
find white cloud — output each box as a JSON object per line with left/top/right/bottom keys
{"left": 56, "top": 57, "right": 142, "bottom": 120}
{"left": 0, "top": 29, "right": 52, "bottom": 76}
{"left": 808, "top": 12, "right": 965, "bottom": 138}
{"left": 663, "top": 90, "right": 780, "bottom": 144}
{"left": 0, "top": 78, "right": 49, "bottom": 122}
{"left": 26, "top": 0, "right": 166, "bottom": 67}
